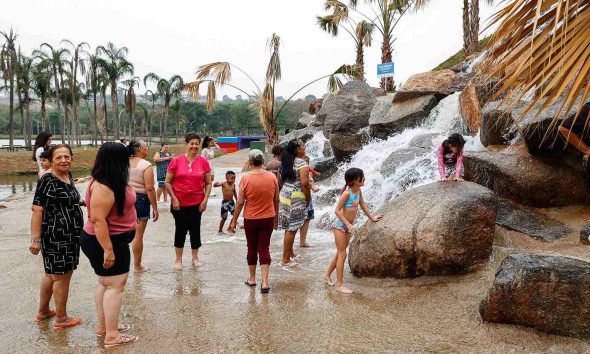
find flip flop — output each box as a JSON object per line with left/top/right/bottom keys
{"left": 245, "top": 280, "right": 257, "bottom": 287}
{"left": 260, "top": 286, "right": 270, "bottom": 294}
{"left": 33, "top": 309, "right": 57, "bottom": 323}
{"left": 53, "top": 317, "right": 83, "bottom": 330}
{"left": 96, "top": 323, "right": 131, "bottom": 337}
{"left": 104, "top": 334, "right": 139, "bottom": 348}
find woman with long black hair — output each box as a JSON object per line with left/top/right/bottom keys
{"left": 278, "top": 139, "right": 311, "bottom": 266}
{"left": 32, "top": 131, "right": 53, "bottom": 173}
{"left": 80, "top": 142, "right": 139, "bottom": 348}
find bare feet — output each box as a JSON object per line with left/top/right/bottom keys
{"left": 300, "top": 242, "right": 313, "bottom": 248}
{"left": 192, "top": 258, "right": 202, "bottom": 267}
{"left": 336, "top": 285, "right": 353, "bottom": 294}
{"left": 104, "top": 334, "right": 139, "bottom": 348}
{"left": 134, "top": 265, "right": 148, "bottom": 273}
{"left": 174, "top": 261, "right": 182, "bottom": 271}
{"left": 324, "top": 275, "right": 335, "bottom": 286}
{"left": 34, "top": 309, "right": 56, "bottom": 322}
{"left": 96, "top": 323, "right": 131, "bottom": 337}
{"left": 217, "top": 231, "right": 226, "bottom": 235}
{"left": 280, "top": 260, "right": 297, "bottom": 267}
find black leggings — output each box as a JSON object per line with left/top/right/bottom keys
{"left": 171, "top": 205, "right": 202, "bottom": 249}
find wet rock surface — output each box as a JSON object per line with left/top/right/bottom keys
{"left": 480, "top": 101, "right": 517, "bottom": 146}
{"left": 496, "top": 199, "right": 572, "bottom": 242}
{"left": 280, "top": 126, "right": 320, "bottom": 145}
{"left": 310, "top": 157, "right": 338, "bottom": 182}
{"left": 296, "top": 112, "right": 316, "bottom": 129}
{"left": 380, "top": 147, "right": 429, "bottom": 177}
{"left": 393, "top": 69, "right": 465, "bottom": 102}
{"left": 480, "top": 253, "right": 590, "bottom": 339}
{"left": 322, "top": 80, "right": 376, "bottom": 135}
{"left": 408, "top": 133, "right": 439, "bottom": 150}
{"left": 349, "top": 182, "right": 497, "bottom": 278}
{"left": 329, "top": 128, "right": 370, "bottom": 161}
{"left": 463, "top": 149, "right": 588, "bottom": 207}
{"left": 369, "top": 95, "right": 439, "bottom": 139}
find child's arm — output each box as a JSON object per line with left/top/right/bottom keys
{"left": 455, "top": 151, "right": 464, "bottom": 180}
{"left": 213, "top": 181, "right": 224, "bottom": 188}
{"left": 359, "top": 191, "right": 382, "bottom": 222}
{"left": 233, "top": 184, "right": 238, "bottom": 201}
{"left": 335, "top": 192, "right": 355, "bottom": 230}
{"left": 437, "top": 145, "right": 446, "bottom": 180}
{"left": 309, "top": 167, "right": 319, "bottom": 176}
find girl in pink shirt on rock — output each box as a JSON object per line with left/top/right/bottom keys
{"left": 437, "top": 133, "right": 466, "bottom": 182}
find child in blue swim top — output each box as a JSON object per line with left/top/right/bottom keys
{"left": 325, "top": 167, "right": 382, "bottom": 294}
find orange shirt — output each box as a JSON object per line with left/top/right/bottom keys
{"left": 240, "top": 171, "right": 278, "bottom": 219}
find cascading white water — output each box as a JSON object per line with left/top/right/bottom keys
{"left": 310, "top": 92, "right": 484, "bottom": 230}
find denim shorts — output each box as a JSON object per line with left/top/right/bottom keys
{"left": 135, "top": 193, "right": 150, "bottom": 221}
{"left": 157, "top": 180, "right": 165, "bottom": 188}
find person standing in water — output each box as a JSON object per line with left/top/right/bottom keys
{"left": 154, "top": 143, "right": 174, "bottom": 203}
{"left": 127, "top": 140, "right": 159, "bottom": 273}
{"left": 325, "top": 168, "right": 382, "bottom": 294}
{"left": 213, "top": 171, "right": 237, "bottom": 234}
{"left": 165, "top": 133, "right": 212, "bottom": 270}
{"left": 201, "top": 136, "right": 219, "bottom": 181}
{"left": 30, "top": 144, "right": 84, "bottom": 328}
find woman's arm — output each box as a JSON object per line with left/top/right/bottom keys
{"left": 359, "top": 191, "right": 382, "bottom": 222}
{"left": 89, "top": 183, "right": 116, "bottom": 269}
{"left": 229, "top": 185, "right": 246, "bottom": 232}
{"left": 29, "top": 205, "right": 44, "bottom": 254}
{"left": 199, "top": 172, "right": 212, "bottom": 213}
{"left": 273, "top": 179, "right": 279, "bottom": 229}
{"left": 143, "top": 165, "right": 159, "bottom": 221}
{"left": 165, "top": 172, "right": 180, "bottom": 210}
{"left": 299, "top": 166, "right": 311, "bottom": 206}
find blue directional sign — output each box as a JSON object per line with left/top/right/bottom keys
{"left": 377, "top": 62, "right": 395, "bottom": 78}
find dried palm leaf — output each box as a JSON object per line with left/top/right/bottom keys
{"left": 266, "top": 34, "right": 282, "bottom": 83}
{"left": 206, "top": 82, "right": 216, "bottom": 113}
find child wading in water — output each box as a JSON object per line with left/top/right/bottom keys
{"left": 213, "top": 171, "right": 238, "bottom": 234}
{"left": 325, "top": 168, "right": 382, "bottom": 294}
{"left": 437, "top": 133, "right": 466, "bottom": 181}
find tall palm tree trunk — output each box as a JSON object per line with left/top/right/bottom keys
{"left": 163, "top": 102, "right": 169, "bottom": 143}
{"left": 16, "top": 89, "right": 26, "bottom": 145}
{"left": 380, "top": 34, "right": 394, "bottom": 92}
{"left": 8, "top": 77, "right": 15, "bottom": 147}
{"left": 24, "top": 96, "right": 33, "bottom": 147}
{"left": 111, "top": 83, "right": 119, "bottom": 139}
{"left": 469, "top": 0, "right": 480, "bottom": 55}
{"left": 41, "top": 97, "right": 47, "bottom": 131}
{"left": 356, "top": 43, "right": 365, "bottom": 81}
{"left": 93, "top": 93, "right": 99, "bottom": 145}
{"left": 463, "top": 0, "right": 472, "bottom": 56}
{"left": 51, "top": 69, "right": 64, "bottom": 143}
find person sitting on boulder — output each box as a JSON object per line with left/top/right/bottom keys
{"left": 437, "top": 133, "right": 466, "bottom": 181}
{"left": 559, "top": 102, "right": 590, "bottom": 157}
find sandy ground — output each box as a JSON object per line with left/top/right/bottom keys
{"left": 1, "top": 149, "right": 590, "bottom": 353}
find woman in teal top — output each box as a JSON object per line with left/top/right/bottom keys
{"left": 154, "top": 143, "right": 173, "bottom": 203}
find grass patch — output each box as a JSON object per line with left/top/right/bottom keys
{"left": 433, "top": 36, "right": 492, "bottom": 71}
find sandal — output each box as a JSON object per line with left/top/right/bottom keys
{"left": 96, "top": 323, "right": 131, "bottom": 337}
{"left": 33, "top": 309, "right": 57, "bottom": 323}
{"left": 245, "top": 280, "right": 257, "bottom": 287}
{"left": 53, "top": 317, "right": 83, "bottom": 330}
{"left": 104, "top": 334, "right": 139, "bottom": 348}
{"left": 260, "top": 286, "right": 270, "bottom": 294}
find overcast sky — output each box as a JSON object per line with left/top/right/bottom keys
{"left": 1, "top": 0, "right": 500, "bottom": 99}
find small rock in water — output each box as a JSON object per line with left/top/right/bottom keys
{"left": 480, "top": 252, "right": 590, "bottom": 339}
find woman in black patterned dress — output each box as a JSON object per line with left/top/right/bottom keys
{"left": 30, "top": 144, "right": 84, "bottom": 329}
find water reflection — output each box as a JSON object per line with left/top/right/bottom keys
{"left": 0, "top": 172, "right": 86, "bottom": 201}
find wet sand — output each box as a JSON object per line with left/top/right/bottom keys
{"left": 1, "top": 149, "right": 590, "bottom": 353}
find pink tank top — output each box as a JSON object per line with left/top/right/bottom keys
{"left": 83, "top": 179, "right": 137, "bottom": 235}
{"left": 128, "top": 158, "right": 151, "bottom": 194}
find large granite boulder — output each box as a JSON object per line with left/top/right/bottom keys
{"left": 380, "top": 147, "right": 429, "bottom": 177}
{"left": 480, "top": 253, "right": 590, "bottom": 339}
{"left": 312, "top": 95, "right": 333, "bottom": 127}
{"left": 393, "top": 69, "right": 465, "bottom": 103}
{"left": 480, "top": 101, "right": 517, "bottom": 146}
{"left": 322, "top": 80, "right": 377, "bottom": 135}
{"left": 463, "top": 149, "right": 588, "bottom": 207}
{"left": 329, "top": 128, "right": 370, "bottom": 161}
{"left": 296, "top": 112, "right": 316, "bottom": 129}
{"left": 348, "top": 182, "right": 497, "bottom": 278}
{"left": 459, "top": 82, "right": 482, "bottom": 135}
{"left": 496, "top": 199, "right": 572, "bottom": 242}
{"left": 408, "top": 133, "right": 439, "bottom": 150}
{"left": 280, "top": 126, "right": 320, "bottom": 145}
{"left": 369, "top": 95, "right": 439, "bottom": 139}
{"left": 310, "top": 157, "right": 338, "bottom": 182}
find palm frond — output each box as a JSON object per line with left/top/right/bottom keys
{"left": 206, "top": 82, "right": 217, "bottom": 112}
{"left": 486, "top": 0, "right": 590, "bottom": 135}
{"left": 356, "top": 20, "right": 375, "bottom": 46}
{"left": 317, "top": 16, "right": 340, "bottom": 36}
{"left": 266, "top": 33, "right": 282, "bottom": 83}
{"left": 196, "top": 62, "right": 232, "bottom": 84}
{"left": 184, "top": 80, "right": 204, "bottom": 101}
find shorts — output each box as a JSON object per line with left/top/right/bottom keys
{"left": 157, "top": 180, "right": 165, "bottom": 188}
{"left": 80, "top": 230, "right": 136, "bottom": 276}
{"left": 306, "top": 202, "right": 315, "bottom": 220}
{"left": 135, "top": 193, "right": 150, "bottom": 221}
{"left": 221, "top": 199, "right": 235, "bottom": 219}
{"left": 444, "top": 165, "right": 464, "bottom": 178}
{"left": 331, "top": 219, "right": 351, "bottom": 233}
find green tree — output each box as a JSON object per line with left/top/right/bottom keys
{"left": 123, "top": 77, "right": 140, "bottom": 138}
{"left": 15, "top": 51, "right": 35, "bottom": 146}
{"left": 30, "top": 57, "right": 53, "bottom": 131}
{"left": 0, "top": 29, "right": 18, "bottom": 147}
{"left": 143, "top": 73, "right": 184, "bottom": 143}
{"left": 62, "top": 40, "right": 89, "bottom": 145}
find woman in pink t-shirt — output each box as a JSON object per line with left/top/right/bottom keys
{"left": 165, "top": 133, "right": 212, "bottom": 270}
{"left": 80, "top": 142, "right": 139, "bottom": 348}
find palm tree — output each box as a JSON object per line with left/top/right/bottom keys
{"left": 123, "top": 76, "right": 140, "bottom": 138}
{"left": 184, "top": 33, "right": 358, "bottom": 146}
{"left": 485, "top": 0, "right": 590, "bottom": 134}
{"left": 143, "top": 73, "right": 183, "bottom": 143}
{"left": 86, "top": 51, "right": 102, "bottom": 144}
{"left": 0, "top": 29, "right": 18, "bottom": 147}
{"left": 317, "top": 16, "right": 375, "bottom": 80}
{"left": 415, "top": 0, "right": 494, "bottom": 57}
{"left": 31, "top": 58, "right": 52, "bottom": 131}
{"left": 62, "top": 40, "right": 89, "bottom": 146}
{"left": 144, "top": 89, "right": 159, "bottom": 144}
{"left": 33, "top": 43, "right": 70, "bottom": 143}
{"left": 321, "top": 0, "right": 414, "bottom": 92}
{"left": 96, "top": 42, "right": 133, "bottom": 140}
{"left": 15, "top": 51, "right": 34, "bottom": 146}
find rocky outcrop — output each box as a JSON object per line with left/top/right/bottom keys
{"left": 480, "top": 253, "right": 590, "bottom": 339}
{"left": 310, "top": 157, "right": 338, "bottom": 182}
{"left": 463, "top": 149, "right": 588, "bottom": 207}
{"left": 496, "top": 199, "right": 572, "bottom": 242}
{"left": 380, "top": 147, "right": 429, "bottom": 177}
{"left": 459, "top": 82, "right": 482, "bottom": 135}
{"left": 369, "top": 95, "right": 439, "bottom": 139}
{"left": 408, "top": 133, "right": 439, "bottom": 150}
{"left": 322, "top": 80, "right": 377, "bottom": 135}
{"left": 348, "top": 182, "right": 497, "bottom": 278}
{"left": 329, "top": 128, "right": 370, "bottom": 161}
{"left": 280, "top": 126, "right": 320, "bottom": 145}
{"left": 312, "top": 95, "right": 333, "bottom": 127}
{"left": 393, "top": 69, "right": 465, "bottom": 103}
{"left": 296, "top": 113, "right": 315, "bottom": 129}
{"left": 480, "top": 101, "right": 517, "bottom": 146}
{"left": 308, "top": 98, "right": 324, "bottom": 115}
